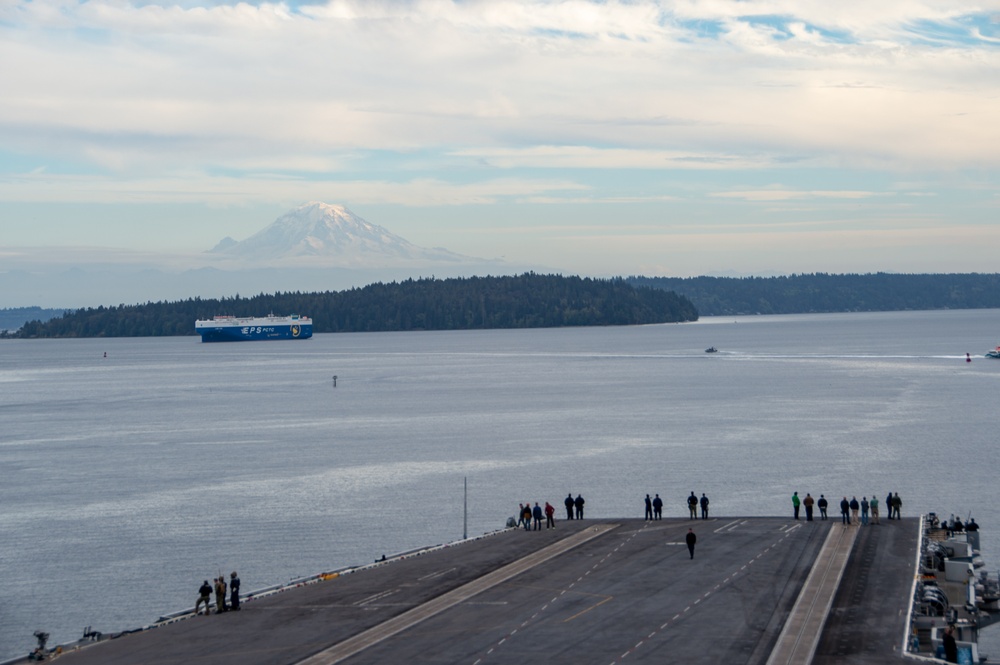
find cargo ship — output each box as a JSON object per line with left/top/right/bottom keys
{"left": 194, "top": 314, "right": 312, "bottom": 342}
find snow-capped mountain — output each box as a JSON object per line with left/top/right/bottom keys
{"left": 209, "top": 202, "right": 477, "bottom": 267}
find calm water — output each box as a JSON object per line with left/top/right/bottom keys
{"left": 2, "top": 309, "right": 1000, "bottom": 659}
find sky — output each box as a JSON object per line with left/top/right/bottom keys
{"left": 2, "top": 0, "right": 1000, "bottom": 283}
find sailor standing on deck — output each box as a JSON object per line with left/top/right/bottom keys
{"left": 803, "top": 493, "right": 814, "bottom": 521}
{"left": 869, "top": 495, "right": 880, "bottom": 524}
{"left": 840, "top": 497, "right": 851, "bottom": 524}
{"left": 230, "top": 571, "right": 240, "bottom": 611}
{"left": 700, "top": 493, "right": 709, "bottom": 519}
{"left": 574, "top": 494, "right": 585, "bottom": 519}
{"left": 653, "top": 494, "right": 663, "bottom": 520}
{"left": 645, "top": 494, "right": 653, "bottom": 521}
{"left": 850, "top": 497, "right": 860, "bottom": 525}
{"left": 214, "top": 576, "right": 228, "bottom": 613}
{"left": 688, "top": 492, "right": 698, "bottom": 519}
{"left": 818, "top": 495, "right": 828, "bottom": 520}
{"left": 943, "top": 625, "right": 958, "bottom": 663}
{"left": 886, "top": 492, "right": 894, "bottom": 519}
{"left": 565, "top": 494, "right": 575, "bottom": 520}
{"left": 532, "top": 502, "right": 543, "bottom": 531}
{"left": 792, "top": 492, "right": 801, "bottom": 520}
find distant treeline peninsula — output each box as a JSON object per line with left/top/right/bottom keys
{"left": 11, "top": 274, "right": 699, "bottom": 338}
{"left": 628, "top": 272, "right": 1000, "bottom": 316}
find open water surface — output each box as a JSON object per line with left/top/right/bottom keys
{"left": 2, "top": 309, "right": 1000, "bottom": 659}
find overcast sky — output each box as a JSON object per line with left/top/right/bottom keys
{"left": 2, "top": 0, "right": 999, "bottom": 278}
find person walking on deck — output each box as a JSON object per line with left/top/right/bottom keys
{"left": 645, "top": 494, "right": 653, "bottom": 520}
{"left": 565, "top": 494, "right": 575, "bottom": 520}
{"left": 195, "top": 580, "right": 212, "bottom": 616}
{"left": 700, "top": 493, "right": 710, "bottom": 519}
{"left": 803, "top": 493, "right": 814, "bottom": 521}
{"left": 840, "top": 497, "right": 851, "bottom": 524}
{"left": 869, "top": 495, "right": 880, "bottom": 524}
{"left": 652, "top": 494, "right": 663, "bottom": 520}
{"left": 686, "top": 529, "right": 697, "bottom": 559}
{"left": 818, "top": 495, "right": 828, "bottom": 520}
{"left": 687, "top": 492, "right": 698, "bottom": 519}
{"left": 792, "top": 492, "right": 801, "bottom": 520}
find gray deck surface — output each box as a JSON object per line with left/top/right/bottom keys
{"left": 35, "top": 517, "right": 920, "bottom": 665}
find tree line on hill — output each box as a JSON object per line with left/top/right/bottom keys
{"left": 9, "top": 273, "right": 699, "bottom": 338}
{"left": 628, "top": 273, "right": 1000, "bottom": 316}
{"left": 0, "top": 307, "right": 67, "bottom": 332}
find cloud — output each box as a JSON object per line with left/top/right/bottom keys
{"left": 0, "top": 172, "right": 588, "bottom": 205}
{"left": 2, "top": 0, "right": 999, "bottom": 186}
{"left": 713, "top": 189, "right": 885, "bottom": 202}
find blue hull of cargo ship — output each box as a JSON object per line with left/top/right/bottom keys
{"left": 198, "top": 323, "right": 313, "bottom": 342}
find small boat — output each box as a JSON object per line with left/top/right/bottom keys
{"left": 986, "top": 347, "right": 1000, "bottom": 359}
{"left": 705, "top": 346, "right": 718, "bottom": 353}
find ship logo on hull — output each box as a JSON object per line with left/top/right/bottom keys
{"left": 291, "top": 325, "right": 300, "bottom": 337}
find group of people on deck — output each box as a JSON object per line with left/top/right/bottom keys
{"left": 517, "top": 501, "right": 557, "bottom": 530}
{"left": 791, "top": 491, "right": 904, "bottom": 524}
{"left": 195, "top": 572, "right": 240, "bottom": 615}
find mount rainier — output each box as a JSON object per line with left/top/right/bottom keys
{"left": 209, "top": 202, "right": 481, "bottom": 268}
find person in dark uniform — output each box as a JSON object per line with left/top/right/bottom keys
{"left": 817, "top": 495, "right": 828, "bottom": 520}
{"left": 700, "top": 493, "right": 709, "bottom": 519}
{"left": 687, "top": 492, "right": 698, "bottom": 519}
{"left": 522, "top": 503, "right": 532, "bottom": 531}
{"left": 532, "top": 502, "right": 543, "bottom": 530}
{"left": 943, "top": 625, "right": 958, "bottom": 663}
{"left": 840, "top": 497, "right": 851, "bottom": 524}
{"left": 195, "top": 580, "right": 212, "bottom": 616}
{"left": 967, "top": 518, "right": 979, "bottom": 532}
{"left": 803, "top": 493, "right": 814, "bottom": 521}
{"left": 229, "top": 571, "right": 240, "bottom": 611}
{"left": 686, "top": 528, "right": 697, "bottom": 559}
{"left": 645, "top": 494, "right": 653, "bottom": 520}
{"left": 886, "top": 492, "right": 894, "bottom": 519}
{"left": 565, "top": 494, "right": 575, "bottom": 520}
{"left": 892, "top": 493, "right": 902, "bottom": 519}
{"left": 652, "top": 494, "right": 663, "bottom": 520}
{"left": 574, "top": 494, "right": 585, "bottom": 519}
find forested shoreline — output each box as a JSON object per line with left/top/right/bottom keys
{"left": 10, "top": 273, "right": 698, "bottom": 338}
{"left": 628, "top": 272, "right": 1000, "bottom": 316}
{"left": 7, "top": 271, "right": 1000, "bottom": 339}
